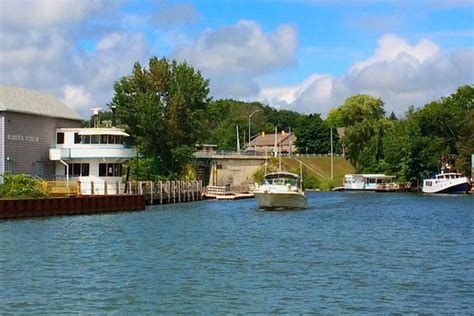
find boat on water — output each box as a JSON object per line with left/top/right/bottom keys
{"left": 254, "top": 172, "right": 307, "bottom": 210}
{"left": 422, "top": 171, "right": 471, "bottom": 194}
{"left": 343, "top": 174, "right": 399, "bottom": 192}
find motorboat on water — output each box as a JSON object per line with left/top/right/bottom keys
{"left": 254, "top": 172, "right": 307, "bottom": 210}
{"left": 422, "top": 171, "right": 471, "bottom": 194}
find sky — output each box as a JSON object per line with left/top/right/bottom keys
{"left": 0, "top": 0, "right": 473, "bottom": 118}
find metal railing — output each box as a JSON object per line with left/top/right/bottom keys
{"left": 194, "top": 150, "right": 345, "bottom": 158}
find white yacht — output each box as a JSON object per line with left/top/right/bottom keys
{"left": 422, "top": 171, "right": 471, "bottom": 194}
{"left": 343, "top": 174, "right": 399, "bottom": 192}
{"left": 254, "top": 172, "right": 307, "bottom": 210}
{"left": 49, "top": 127, "right": 136, "bottom": 195}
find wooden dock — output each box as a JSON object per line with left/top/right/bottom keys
{"left": 204, "top": 184, "right": 254, "bottom": 200}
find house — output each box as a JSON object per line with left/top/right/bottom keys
{"left": 49, "top": 127, "right": 136, "bottom": 194}
{"left": 246, "top": 131, "right": 297, "bottom": 155}
{"left": 0, "top": 85, "right": 82, "bottom": 178}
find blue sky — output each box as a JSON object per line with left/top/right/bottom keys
{"left": 1, "top": 0, "right": 473, "bottom": 117}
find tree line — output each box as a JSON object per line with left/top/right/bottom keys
{"left": 108, "top": 56, "right": 473, "bottom": 184}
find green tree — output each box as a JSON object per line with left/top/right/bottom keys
{"left": 335, "top": 95, "right": 385, "bottom": 171}
{"left": 295, "top": 114, "right": 339, "bottom": 154}
{"left": 203, "top": 99, "right": 305, "bottom": 150}
{"left": 110, "top": 57, "right": 210, "bottom": 178}
{"left": 382, "top": 85, "right": 473, "bottom": 183}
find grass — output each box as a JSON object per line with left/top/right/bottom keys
{"left": 254, "top": 156, "right": 355, "bottom": 191}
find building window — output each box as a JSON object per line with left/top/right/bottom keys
{"left": 5, "top": 160, "right": 14, "bottom": 173}
{"left": 65, "top": 163, "right": 90, "bottom": 177}
{"left": 74, "top": 133, "right": 81, "bottom": 144}
{"left": 81, "top": 164, "right": 89, "bottom": 177}
{"left": 57, "top": 132, "right": 64, "bottom": 144}
{"left": 100, "top": 135, "right": 108, "bottom": 144}
{"left": 99, "top": 163, "right": 122, "bottom": 177}
{"left": 80, "top": 135, "right": 91, "bottom": 144}
{"left": 91, "top": 135, "right": 100, "bottom": 144}
{"left": 35, "top": 161, "right": 45, "bottom": 177}
{"left": 108, "top": 135, "right": 115, "bottom": 144}
{"left": 99, "top": 163, "right": 106, "bottom": 176}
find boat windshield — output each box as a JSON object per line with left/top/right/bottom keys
{"left": 263, "top": 174, "right": 299, "bottom": 186}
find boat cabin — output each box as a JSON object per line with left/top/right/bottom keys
{"left": 434, "top": 173, "right": 463, "bottom": 180}
{"left": 262, "top": 172, "right": 302, "bottom": 189}
{"left": 344, "top": 174, "right": 398, "bottom": 191}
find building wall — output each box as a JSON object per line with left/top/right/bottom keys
{"left": 2, "top": 112, "right": 81, "bottom": 178}
{"left": 209, "top": 157, "right": 265, "bottom": 186}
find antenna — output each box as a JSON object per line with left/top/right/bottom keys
{"left": 90, "top": 107, "right": 102, "bottom": 127}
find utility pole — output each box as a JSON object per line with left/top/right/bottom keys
{"left": 248, "top": 109, "right": 259, "bottom": 145}
{"left": 236, "top": 125, "right": 240, "bottom": 152}
{"left": 330, "top": 126, "right": 334, "bottom": 180}
{"left": 289, "top": 127, "right": 292, "bottom": 157}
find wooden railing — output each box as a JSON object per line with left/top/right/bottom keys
{"left": 127, "top": 180, "right": 204, "bottom": 204}
{"left": 43, "top": 181, "right": 80, "bottom": 197}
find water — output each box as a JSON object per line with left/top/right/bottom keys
{"left": 0, "top": 192, "right": 473, "bottom": 313}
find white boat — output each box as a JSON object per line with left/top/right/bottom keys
{"left": 422, "top": 171, "right": 471, "bottom": 194}
{"left": 254, "top": 172, "right": 307, "bottom": 210}
{"left": 343, "top": 174, "right": 399, "bottom": 192}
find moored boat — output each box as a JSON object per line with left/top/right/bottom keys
{"left": 422, "top": 172, "right": 471, "bottom": 194}
{"left": 343, "top": 174, "right": 399, "bottom": 192}
{"left": 254, "top": 172, "right": 307, "bottom": 210}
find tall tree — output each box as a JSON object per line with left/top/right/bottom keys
{"left": 110, "top": 57, "right": 210, "bottom": 177}
{"left": 295, "top": 114, "right": 339, "bottom": 154}
{"left": 335, "top": 94, "right": 385, "bottom": 171}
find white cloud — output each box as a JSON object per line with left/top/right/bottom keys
{"left": 174, "top": 20, "right": 298, "bottom": 98}
{"left": 0, "top": 0, "right": 150, "bottom": 117}
{"left": 96, "top": 33, "right": 123, "bottom": 51}
{"left": 0, "top": 0, "right": 106, "bottom": 30}
{"left": 350, "top": 34, "right": 440, "bottom": 72}
{"left": 259, "top": 34, "right": 474, "bottom": 116}
{"left": 62, "top": 85, "right": 93, "bottom": 111}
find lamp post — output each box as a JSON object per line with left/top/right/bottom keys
{"left": 248, "top": 109, "right": 259, "bottom": 146}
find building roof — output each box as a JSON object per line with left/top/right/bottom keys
{"left": 248, "top": 133, "right": 296, "bottom": 146}
{"left": 0, "top": 85, "right": 82, "bottom": 120}
{"left": 56, "top": 127, "right": 129, "bottom": 136}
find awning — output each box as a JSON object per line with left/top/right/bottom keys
{"left": 77, "top": 129, "right": 129, "bottom": 136}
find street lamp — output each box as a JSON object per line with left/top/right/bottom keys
{"left": 248, "top": 109, "right": 260, "bottom": 146}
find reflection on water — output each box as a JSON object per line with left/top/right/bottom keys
{"left": 1, "top": 192, "right": 473, "bottom": 313}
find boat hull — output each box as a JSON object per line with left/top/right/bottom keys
{"left": 423, "top": 177, "right": 471, "bottom": 194}
{"left": 254, "top": 191, "right": 307, "bottom": 210}
{"left": 423, "top": 181, "right": 471, "bottom": 194}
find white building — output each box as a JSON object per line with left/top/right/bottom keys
{"left": 49, "top": 127, "right": 136, "bottom": 195}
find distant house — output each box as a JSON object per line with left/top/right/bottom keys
{"left": 246, "top": 132, "right": 297, "bottom": 155}
{"left": 0, "top": 85, "right": 82, "bottom": 178}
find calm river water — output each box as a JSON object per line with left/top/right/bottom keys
{"left": 1, "top": 192, "right": 473, "bottom": 313}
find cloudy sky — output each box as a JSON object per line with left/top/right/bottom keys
{"left": 1, "top": 0, "right": 473, "bottom": 117}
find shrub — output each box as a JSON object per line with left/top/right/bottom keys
{"left": 0, "top": 174, "right": 48, "bottom": 199}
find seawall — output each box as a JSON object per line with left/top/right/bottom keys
{"left": 0, "top": 195, "right": 146, "bottom": 220}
